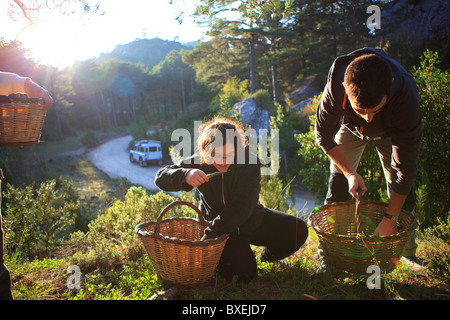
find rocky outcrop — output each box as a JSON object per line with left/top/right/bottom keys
{"left": 382, "top": 0, "right": 450, "bottom": 52}
{"left": 231, "top": 97, "right": 270, "bottom": 132}
{"left": 289, "top": 75, "right": 322, "bottom": 112}
{"left": 289, "top": 76, "right": 321, "bottom": 104}
{"left": 292, "top": 98, "right": 315, "bottom": 112}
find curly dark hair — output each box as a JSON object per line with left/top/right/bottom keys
{"left": 197, "top": 116, "right": 247, "bottom": 164}
{"left": 343, "top": 54, "right": 393, "bottom": 109}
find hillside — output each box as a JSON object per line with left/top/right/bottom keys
{"left": 97, "top": 38, "right": 195, "bottom": 70}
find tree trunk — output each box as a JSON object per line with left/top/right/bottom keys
{"left": 132, "top": 95, "right": 137, "bottom": 123}
{"left": 271, "top": 42, "right": 279, "bottom": 103}
{"left": 109, "top": 91, "right": 118, "bottom": 127}
{"left": 191, "top": 77, "right": 195, "bottom": 104}
{"left": 180, "top": 69, "right": 186, "bottom": 113}
{"left": 93, "top": 93, "right": 103, "bottom": 129}
{"left": 54, "top": 105, "right": 63, "bottom": 139}
{"left": 249, "top": 34, "right": 256, "bottom": 94}
{"left": 100, "top": 91, "right": 112, "bottom": 128}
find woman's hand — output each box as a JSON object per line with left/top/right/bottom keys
{"left": 185, "top": 169, "right": 209, "bottom": 188}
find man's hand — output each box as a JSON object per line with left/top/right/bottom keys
{"left": 326, "top": 146, "right": 368, "bottom": 200}
{"left": 185, "top": 169, "right": 209, "bottom": 188}
{"left": 374, "top": 217, "right": 398, "bottom": 237}
{"left": 347, "top": 172, "right": 367, "bottom": 199}
{"left": 373, "top": 190, "right": 406, "bottom": 237}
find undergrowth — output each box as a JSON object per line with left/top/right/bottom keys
{"left": 6, "top": 221, "right": 449, "bottom": 300}
{"left": 3, "top": 155, "right": 449, "bottom": 301}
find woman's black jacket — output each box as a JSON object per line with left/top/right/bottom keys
{"left": 154, "top": 152, "right": 266, "bottom": 239}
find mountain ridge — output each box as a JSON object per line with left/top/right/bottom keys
{"left": 97, "top": 37, "right": 196, "bottom": 70}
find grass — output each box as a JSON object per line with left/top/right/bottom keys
{"left": 3, "top": 133, "right": 450, "bottom": 302}
{"left": 6, "top": 222, "right": 450, "bottom": 301}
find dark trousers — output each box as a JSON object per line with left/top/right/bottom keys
{"left": 0, "top": 264, "right": 13, "bottom": 300}
{"left": 217, "top": 208, "right": 308, "bottom": 283}
{"left": 0, "top": 169, "right": 13, "bottom": 300}
{"left": 325, "top": 172, "right": 416, "bottom": 211}
{"left": 325, "top": 125, "right": 416, "bottom": 211}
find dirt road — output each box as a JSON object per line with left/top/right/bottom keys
{"left": 86, "top": 135, "right": 164, "bottom": 192}
{"left": 86, "top": 135, "right": 316, "bottom": 217}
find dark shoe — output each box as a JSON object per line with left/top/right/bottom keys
{"left": 312, "top": 259, "right": 336, "bottom": 279}
{"left": 314, "top": 260, "right": 328, "bottom": 275}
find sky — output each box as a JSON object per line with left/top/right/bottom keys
{"left": 0, "top": 0, "right": 208, "bottom": 69}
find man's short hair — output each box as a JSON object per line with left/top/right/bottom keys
{"left": 343, "top": 54, "right": 393, "bottom": 109}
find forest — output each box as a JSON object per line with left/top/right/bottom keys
{"left": 0, "top": 0, "right": 449, "bottom": 301}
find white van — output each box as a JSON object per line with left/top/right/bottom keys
{"left": 129, "top": 140, "right": 163, "bottom": 166}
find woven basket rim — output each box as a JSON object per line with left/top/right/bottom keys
{"left": 135, "top": 217, "right": 229, "bottom": 246}
{"left": 308, "top": 199, "right": 418, "bottom": 241}
{"left": 0, "top": 94, "right": 45, "bottom": 105}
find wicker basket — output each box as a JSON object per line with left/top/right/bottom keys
{"left": 135, "top": 201, "right": 229, "bottom": 285}
{"left": 0, "top": 94, "right": 47, "bottom": 148}
{"left": 309, "top": 199, "right": 418, "bottom": 274}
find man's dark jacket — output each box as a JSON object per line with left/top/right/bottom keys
{"left": 154, "top": 151, "right": 265, "bottom": 239}
{"left": 314, "top": 48, "right": 422, "bottom": 196}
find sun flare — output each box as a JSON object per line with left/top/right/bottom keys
{"left": 24, "top": 15, "right": 91, "bottom": 69}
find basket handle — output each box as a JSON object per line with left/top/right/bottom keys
{"left": 154, "top": 201, "right": 204, "bottom": 235}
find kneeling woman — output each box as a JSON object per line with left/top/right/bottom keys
{"left": 155, "top": 117, "right": 308, "bottom": 283}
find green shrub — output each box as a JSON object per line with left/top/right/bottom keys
{"left": 259, "top": 174, "right": 295, "bottom": 215}
{"left": 418, "top": 216, "right": 450, "bottom": 281}
{"left": 3, "top": 180, "right": 79, "bottom": 258}
{"left": 129, "top": 118, "right": 150, "bottom": 142}
{"left": 250, "top": 89, "right": 274, "bottom": 111}
{"left": 295, "top": 99, "right": 330, "bottom": 201}
{"left": 70, "top": 187, "right": 199, "bottom": 271}
{"left": 412, "top": 50, "right": 450, "bottom": 226}
{"left": 210, "top": 76, "right": 249, "bottom": 116}
{"left": 80, "top": 130, "right": 99, "bottom": 147}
